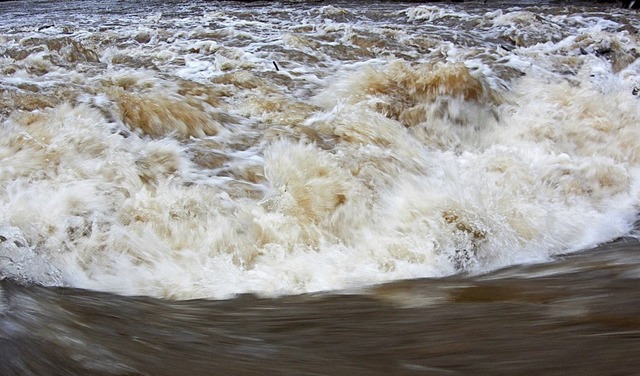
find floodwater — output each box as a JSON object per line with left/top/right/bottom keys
{"left": 1, "top": 0, "right": 639, "bottom": 374}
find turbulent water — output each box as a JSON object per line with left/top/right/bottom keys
{"left": 1, "top": 0, "right": 640, "bottom": 374}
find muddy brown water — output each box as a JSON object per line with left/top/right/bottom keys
{"left": 2, "top": 238, "right": 640, "bottom": 375}
{"left": 1, "top": 0, "right": 640, "bottom": 374}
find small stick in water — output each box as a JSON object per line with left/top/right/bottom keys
{"left": 273, "top": 61, "right": 280, "bottom": 71}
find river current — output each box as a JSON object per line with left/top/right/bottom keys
{"left": 1, "top": 0, "right": 640, "bottom": 374}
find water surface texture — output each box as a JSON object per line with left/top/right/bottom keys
{"left": 1, "top": 0, "right": 640, "bottom": 374}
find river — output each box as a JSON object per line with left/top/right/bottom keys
{"left": 1, "top": 0, "right": 639, "bottom": 374}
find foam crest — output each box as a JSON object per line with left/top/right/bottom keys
{"left": 405, "top": 6, "right": 467, "bottom": 22}
{"left": 263, "top": 141, "right": 367, "bottom": 240}
{"left": 315, "top": 61, "right": 503, "bottom": 151}
{"left": 500, "top": 72, "right": 640, "bottom": 164}
{"left": 319, "top": 62, "right": 499, "bottom": 113}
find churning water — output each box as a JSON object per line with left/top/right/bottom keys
{"left": 1, "top": 0, "right": 640, "bottom": 374}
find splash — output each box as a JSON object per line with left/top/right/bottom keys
{"left": 0, "top": 1, "right": 639, "bottom": 299}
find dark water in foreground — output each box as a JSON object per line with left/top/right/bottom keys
{"left": 2, "top": 238, "right": 640, "bottom": 375}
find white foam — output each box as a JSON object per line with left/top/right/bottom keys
{"left": 0, "top": 1, "right": 639, "bottom": 299}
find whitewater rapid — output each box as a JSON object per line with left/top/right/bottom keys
{"left": 0, "top": 1, "right": 639, "bottom": 299}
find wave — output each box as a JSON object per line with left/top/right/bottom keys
{"left": 0, "top": 1, "right": 638, "bottom": 299}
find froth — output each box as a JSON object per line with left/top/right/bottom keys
{"left": 1, "top": 1, "right": 639, "bottom": 299}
